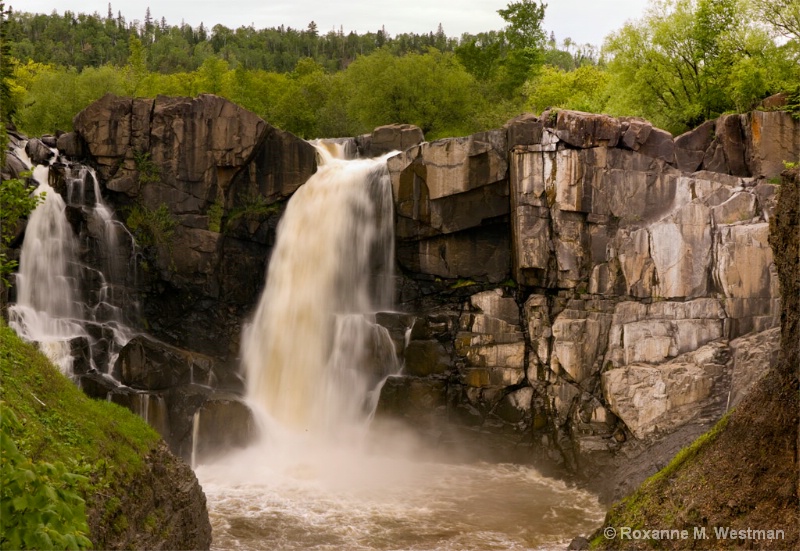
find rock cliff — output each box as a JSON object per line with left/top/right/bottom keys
{"left": 4, "top": 94, "right": 797, "bottom": 501}
{"left": 590, "top": 165, "right": 798, "bottom": 550}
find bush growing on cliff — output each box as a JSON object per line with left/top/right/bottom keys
{"left": 1, "top": 406, "right": 92, "bottom": 550}
{"left": 0, "top": 175, "right": 42, "bottom": 286}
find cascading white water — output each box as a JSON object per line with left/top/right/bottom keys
{"left": 8, "top": 146, "right": 136, "bottom": 376}
{"left": 9, "top": 165, "right": 86, "bottom": 375}
{"left": 242, "top": 146, "right": 397, "bottom": 440}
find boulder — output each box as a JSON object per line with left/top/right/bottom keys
{"left": 550, "top": 110, "right": 621, "bottom": 148}
{"left": 191, "top": 395, "right": 257, "bottom": 464}
{"left": 619, "top": 118, "right": 653, "bottom": 151}
{"left": 228, "top": 124, "right": 317, "bottom": 204}
{"left": 702, "top": 114, "right": 749, "bottom": 176}
{"left": 745, "top": 110, "right": 800, "bottom": 179}
{"left": 25, "top": 138, "right": 55, "bottom": 165}
{"left": 602, "top": 357, "right": 717, "bottom": 439}
{"left": 674, "top": 120, "right": 715, "bottom": 172}
{"left": 1, "top": 150, "right": 29, "bottom": 179}
{"left": 505, "top": 113, "right": 544, "bottom": 148}
{"left": 369, "top": 124, "right": 425, "bottom": 156}
{"left": 56, "top": 132, "right": 86, "bottom": 158}
{"left": 115, "top": 335, "right": 218, "bottom": 390}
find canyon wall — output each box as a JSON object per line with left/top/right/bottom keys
{"left": 5, "top": 93, "right": 797, "bottom": 497}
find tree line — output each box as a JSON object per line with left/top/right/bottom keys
{"left": 2, "top": 0, "right": 798, "bottom": 142}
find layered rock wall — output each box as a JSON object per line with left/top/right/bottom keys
{"left": 380, "top": 107, "right": 795, "bottom": 495}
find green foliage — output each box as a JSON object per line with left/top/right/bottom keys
{"left": 207, "top": 200, "right": 224, "bottom": 233}
{"left": 13, "top": 61, "right": 126, "bottom": 135}
{"left": 602, "top": 0, "right": 798, "bottom": 134}
{"left": 126, "top": 203, "right": 175, "bottom": 249}
{"left": 593, "top": 413, "right": 731, "bottom": 547}
{"left": 0, "top": 321, "right": 160, "bottom": 548}
{"left": 226, "top": 194, "right": 280, "bottom": 232}
{"left": 342, "top": 48, "right": 483, "bottom": 138}
{"left": 133, "top": 151, "right": 160, "bottom": 184}
{"left": 1, "top": 405, "right": 92, "bottom": 550}
{"left": 0, "top": 174, "right": 42, "bottom": 285}
{"left": 450, "top": 279, "right": 478, "bottom": 289}
{"left": 523, "top": 64, "right": 609, "bottom": 114}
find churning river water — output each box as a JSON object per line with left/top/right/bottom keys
{"left": 196, "top": 442, "right": 605, "bottom": 551}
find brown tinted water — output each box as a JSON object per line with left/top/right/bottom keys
{"left": 196, "top": 443, "right": 604, "bottom": 551}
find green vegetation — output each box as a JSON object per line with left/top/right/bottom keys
{"left": 225, "top": 194, "right": 281, "bottom": 232}
{"left": 591, "top": 413, "right": 731, "bottom": 548}
{"left": 1, "top": 0, "right": 798, "bottom": 140}
{"left": 0, "top": 321, "right": 161, "bottom": 548}
{"left": 126, "top": 203, "right": 176, "bottom": 249}
{"left": 602, "top": 0, "right": 799, "bottom": 134}
{"left": 1, "top": 406, "right": 92, "bottom": 550}
{"left": 0, "top": 174, "right": 42, "bottom": 286}
{"left": 450, "top": 279, "right": 478, "bottom": 289}
{"left": 133, "top": 150, "right": 160, "bottom": 184}
{"left": 207, "top": 199, "right": 224, "bottom": 233}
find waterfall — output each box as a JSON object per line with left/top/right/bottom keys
{"left": 9, "top": 165, "right": 86, "bottom": 375}
{"left": 8, "top": 144, "right": 136, "bottom": 376}
{"left": 242, "top": 147, "right": 398, "bottom": 441}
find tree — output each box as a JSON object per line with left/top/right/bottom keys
{"left": 523, "top": 64, "right": 609, "bottom": 114}
{"left": 497, "top": 0, "right": 548, "bottom": 92}
{"left": 603, "top": 0, "right": 795, "bottom": 133}
{"left": 752, "top": 0, "right": 800, "bottom": 41}
{"left": 342, "top": 48, "right": 482, "bottom": 138}
{"left": 498, "top": 0, "right": 547, "bottom": 50}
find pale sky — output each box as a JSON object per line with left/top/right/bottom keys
{"left": 14, "top": 0, "right": 651, "bottom": 48}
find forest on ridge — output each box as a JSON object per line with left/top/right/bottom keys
{"left": 1, "top": 0, "right": 799, "bottom": 142}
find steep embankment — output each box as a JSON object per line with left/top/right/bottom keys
{"left": 0, "top": 321, "right": 212, "bottom": 550}
{"left": 591, "top": 168, "right": 799, "bottom": 550}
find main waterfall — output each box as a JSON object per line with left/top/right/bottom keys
{"left": 242, "top": 145, "right": 397, "bottom": 438}
{"left": 196, "top": 147, "right": 605, "bottom": 551}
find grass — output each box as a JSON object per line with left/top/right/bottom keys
{"left": 590, "top": 413, "right": 732, "bottom": 549}
{"left": 0, "top": 320, "right": 161, "bottom": 547}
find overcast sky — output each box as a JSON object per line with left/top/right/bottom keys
{"left": 15, "top": 0, "right": 651, "bottom": 47}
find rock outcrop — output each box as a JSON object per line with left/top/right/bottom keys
{"left": 592, "top": 166, "right": 798, "bottom": 551}
{"left": 377, "top": 107, "right": 795, "bottom": 496}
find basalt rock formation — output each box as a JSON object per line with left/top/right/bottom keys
{"left": 4, "top": 94, "right": 798, "bottom": 499}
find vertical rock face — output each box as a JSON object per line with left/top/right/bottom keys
{"left": 65, "top": 93, "right": 317, "bottom": 460}
{"left": 390, "top": 130, "right": 512, "bottom": 283}
{"left": 72, "top": 93, "right": 316, "bottom": 365}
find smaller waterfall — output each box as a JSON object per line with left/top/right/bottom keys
{"left": 9, "top": 165, "right": 86, "bottom": 375}
{"left": 8, "top": 144, "right": 137, "bottom": 376}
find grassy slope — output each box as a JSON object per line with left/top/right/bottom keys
{"left": 0, "top": 321, "right": 161, "bottom": 546}
{"left": 591, "top": 170, "right": 800, "bottom": 549}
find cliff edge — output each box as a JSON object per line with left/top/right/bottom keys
{"left": 0, "top": 321, "right": 212, "bottom": 550}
